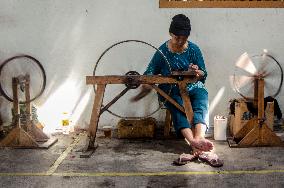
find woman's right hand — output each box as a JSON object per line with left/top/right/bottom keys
{"left": 189, "top": 63, "right": 204, "bottom": 79}
{"left": 130, "top": 84, "right": 152, "bottom": 102}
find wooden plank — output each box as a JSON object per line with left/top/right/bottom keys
{"left": 86, "top": 75, "right": 196, "bottom": 85}
{"left": 12, "top": 78, "right": 19, "bottom": 127}
{"left": 88, "top": 84, "right": 106, "bottom": 149}
{"left": 37, "top": 137, "right": 58, "bottom": 149}
{"left": 237, "top": 123, "right": 283, "bottom": 147}
{"left": 233, "top": 99, "right": 249, "bottom": 136}
{"left": 0, "top": 127, "right": 39, "bottom": 148}
{"left": 258, "top": 79, "right": 265, "bottom": 121}
{"left": 260, "top": 124, "right": 283, "bottom": 146}
{"left": 238, "top": 127, "right": 259, "bottom": 147}
{"left": 24, "top": 75, "right": 31, "bottom": 131}
{"left": 178, "top": 81, "right": 193, "bottom": 124}
{"left": 234, "top": 118, "right": 257, "bottom": 140}
{"left": 150, "top": 85, "right": 185, "bottom": 113}
{"left": 228, "top": 115, "right": 234, "bottom": 136}
{"left": 28, "top": 125, "right": 49, "bottom": 142}
{"left": 159, "top": 0, "right": 284, "bottom": 8}
{"left": 253, "top": 79, "right": 258, "bottom": 108}
{"left": 164, "top": 109, "right": 172, "bottom": 138}
{"left": 171, "top": 70, "right": 196, "bottom": 76}
{"left": 265, "top": 102, "right": 274, "bottom": 130}
{"left": 25, "top": 75, "right": 31, "bottom": 115}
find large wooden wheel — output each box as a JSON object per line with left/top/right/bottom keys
{"left": 0, "top": 55, "right": 46, "bottom": 103}
{"left": 92, "top": 40, "right": 172, "bottom": 119}
{"left": 233, "top": 52, "right": 283, "bottom": 101}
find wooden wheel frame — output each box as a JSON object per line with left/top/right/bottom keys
{"left": 0, "top": 55, "right": 46, "bottom": 103}
{"left": 228, "top": 53, "right": 284, "bottom": 147}
{"left": 92, "top": 40, "right": 173, "bottom": 119}
{"left": 83, "top": 72, "right": 197, "bottom": 155}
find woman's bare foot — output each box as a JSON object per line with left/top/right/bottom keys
{"left": 191, "top": 138, "right": 213, "bottom": 152}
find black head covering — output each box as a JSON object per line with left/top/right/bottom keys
{"left": 169, "top": 14, "right": 191, "bottom": 37}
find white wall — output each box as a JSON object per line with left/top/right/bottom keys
{"left": 0, "top": 0, "right": 283, "bottom": 132}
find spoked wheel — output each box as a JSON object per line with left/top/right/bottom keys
{"left": 233, "top": 52, "right": 283, "bottom": 100}
{"left": 0, "top": 55, "right": 46, "bottom": 103}
{"left": 93, "top": 40, "right": 171, "bottom": 119}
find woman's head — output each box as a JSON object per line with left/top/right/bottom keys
{"left": 169, "top": 14, "right": 191, "bottom": 37}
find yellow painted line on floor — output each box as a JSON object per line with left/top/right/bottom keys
{"left": 52, "top": 169, "right": 284, "bottom": 177}
{"left": 0, "top": 172, "right": 47, "bottom": 177}
{"left": 46, "top": 136, "right": 80, "bottom": 175}
{"left": 1, "top": 169, "right": 284, "bottom": 177}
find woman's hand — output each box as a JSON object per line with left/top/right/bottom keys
{"left": 130, "top": 84, "right": 152, "bottom": 102}
{"left": 189, "top": 63, "right": 204, "bottom": 79}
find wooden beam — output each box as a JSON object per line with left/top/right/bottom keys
{"left": 159, "top": 0, "right": 284, "bottom": 8}
{"left": 24, "top": 75, "right": 31, "bottom": 131}
{"left": 0, "top": 127, "right": 39, "bottom": 148}
{"left": 257, "top": 78, "right": 265, "bottom": 122}
{"left": 164, "top": 109, "right": 172, "bottom": 138}
{"left": 88, "top": 84, "right": 106, "bottom": 149}
{"left": 150, "top": 85, "right": 185, "bottom": 113}
{"left": 178, "top": 81, "right": 193, "bottom": 124}
{"left": 86, "top": 75, "right": 196, "bottom": 85}
{"left": 12, "top": 78, "right": 19, "bottom": 127}
{"left": 234, "top": 118, "right": 257, "bottom": 140}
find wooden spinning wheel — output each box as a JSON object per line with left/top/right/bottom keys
{"left": 82, "top": 40, "right": 198, "bottom": 156}
{"left": 0, "top": 55, "right": 57, "bottom": 148}
{"left": 228, "top": 52, "right": 284, "bottom": 147}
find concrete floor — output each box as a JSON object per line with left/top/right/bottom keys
{"left": 1, "top": 130, "right": 284, "bottom": 188}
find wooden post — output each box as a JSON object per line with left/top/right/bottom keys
{"left": 25, "top": 74, "right": 31, "bottom": 131}
{"left": 178, "top": 81, "right": 193, "bottom": 124}
{"left": 88, "top": 84, "right": 106, "bottom": 149}
{"left": 265, "top": 102, "right": 274, "bottom": 130}
{"left": 253, "top": 74, "right": 259, "bottom": 109}
{"left": 258, "top": 78, "right": 265, "bottom": 144}
{"left": 233, "top": 100, "right": 249, "bottom": 136}
{"left": 164, "top": 109, "right": 172, "bottom": 138}
{"left": 257, "top": 78, "right": 265, "bottom": 124}
{"left": 12, "top": 77, "right": 19, "bottom": 128}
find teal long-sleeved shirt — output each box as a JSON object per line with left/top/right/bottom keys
{"left": 144, "top": 41, "right": 207, "bottom": 94}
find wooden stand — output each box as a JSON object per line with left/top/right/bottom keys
{"left": 84, "top": 71, "right": 197, "bottom": 154}
{"left": 229, "top": 99, "right": 274, "bottom": 137}
{"left": 228, "top": 78, "right": 284, "bottom": 147}
{"left": 0, "top": 75, "right": 57, "bottom": 148}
